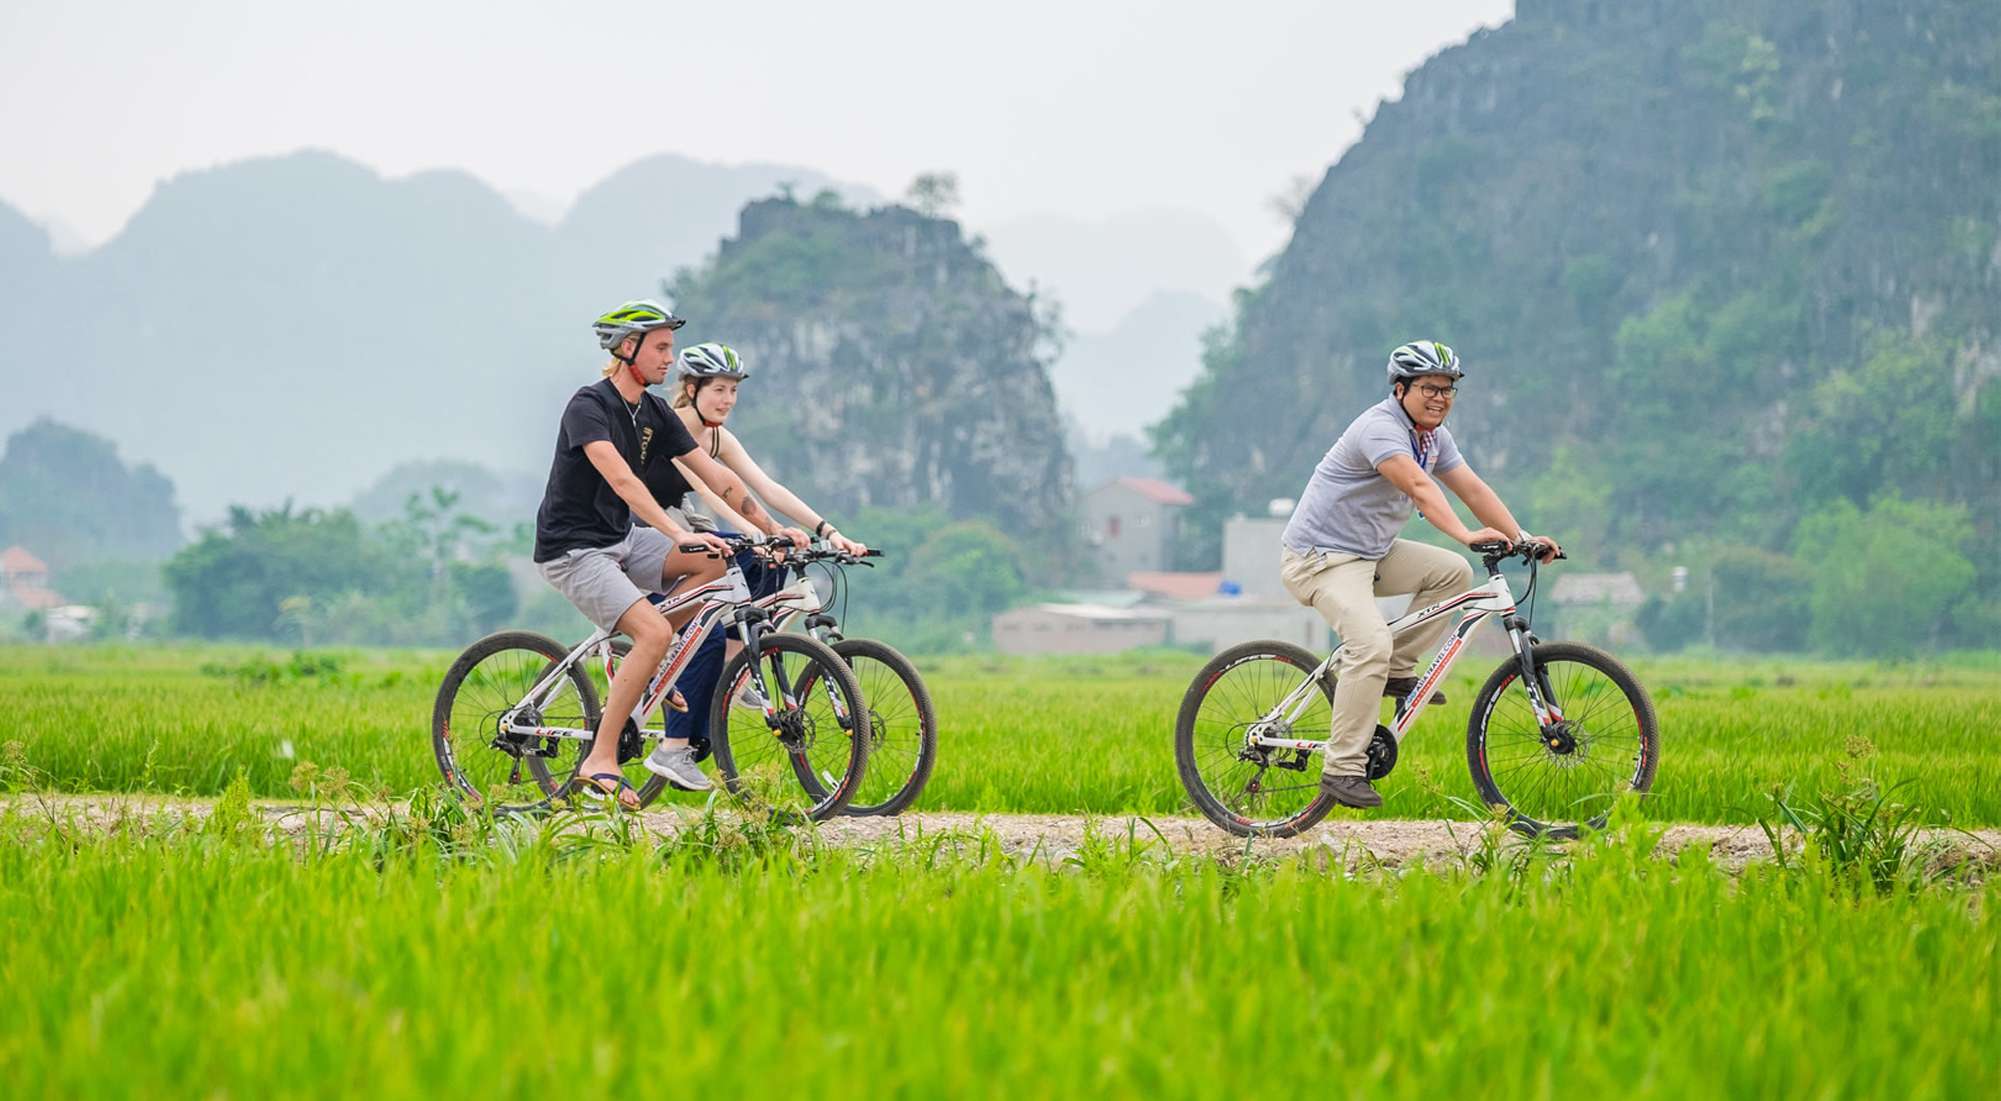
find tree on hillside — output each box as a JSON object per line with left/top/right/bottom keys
{"left": 1151, "top": 0, "right": 2001, "bottom": 620}
{"left": 1792, "top": 495, "right": 1977, "bottom": 655}
{"left": 1785, "top": 331, "right": 1962, "bottom": 509}
{"left": 904, "top": 172, "right": 961, "bottom": 219}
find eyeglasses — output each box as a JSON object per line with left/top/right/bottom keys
{"left": 1414, "top": 382, "right": 1458, "bottom": 398}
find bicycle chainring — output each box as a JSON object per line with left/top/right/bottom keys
{"left": 1365, "top": 724, "right": 1399, "bottom": 781}
{"left": 616, "top": 717, "right": 645, "bottom": 764}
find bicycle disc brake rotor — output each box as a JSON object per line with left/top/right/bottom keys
{"left": 1537, "top": 720, "right": 1587, "bottom": 767}
{"left": 772, "top": 706, "right": 817, "bottom": 752}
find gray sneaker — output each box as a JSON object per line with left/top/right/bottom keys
{"left": 1319, "top": 773, "right": 1383, "bottom": 809}
{"left": 645, "top": 744, "right": 714, "bottom": 791}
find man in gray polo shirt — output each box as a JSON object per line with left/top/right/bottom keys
{"left": 1280, "top": 341, "right": 1560, "bottom": 808}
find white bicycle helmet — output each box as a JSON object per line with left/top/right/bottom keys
{"left": 677, "top": 342, "right": 749, "bottom": 381}
{"left": 1387, "top": 341, "right": 1464, "bottom": 386}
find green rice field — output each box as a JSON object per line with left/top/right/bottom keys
{"left": 1, "top": 790, "right": 1996, "bottom": 1099}
{"left": 4, "top": 644, "right": 1998, "bottom": 1099}
{"left": 5, "top": 644, "right": 1999, "bottom": 825}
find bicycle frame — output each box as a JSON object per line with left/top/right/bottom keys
{"left": 497, "top": 564, "right": 760, "bottom": 744}
{"left": 1244, "top": 566, "right": 1565, "bottom": 753}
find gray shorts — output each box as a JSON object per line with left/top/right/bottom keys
{"left": 536, "top": 527, "right": 679, "bottom": 632}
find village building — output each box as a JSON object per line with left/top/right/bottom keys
{"left": 1081, "top": 477, "right": 1192, "bottom": 578}
{"left": 992, "top": 602, "right": 1170, "bottom": 655}
{"left": 1, "top": 545, "right": 64, "bottom": 614}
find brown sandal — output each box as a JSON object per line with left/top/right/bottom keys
{"left": 664, "top": 688, "right": 689, "bottom": 713}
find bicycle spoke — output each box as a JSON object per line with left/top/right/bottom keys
{"left": 1475, "top": 652, "right": 1652, "bottom": 830}
{"left": 1184, "top": 652, "right": 1328, "bottom": 829}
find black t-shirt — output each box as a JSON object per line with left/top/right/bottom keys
{"left": 639, "top": 431, "right": 699, "bottom": 517}
{"left": 533, "top": 379, "right": 700, "bottom": 561}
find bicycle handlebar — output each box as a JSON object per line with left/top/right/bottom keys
{"left": 1470, "top": 538, "right": 1566, "bottom": 564}
{"left": 676, "top": 534, "right": 885, "bottom": 566}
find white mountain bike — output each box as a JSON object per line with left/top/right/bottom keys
{"left": 431, "top": 535, "right": 869, "bottom": 821}
{"left": 1174, "top": 540, "right": 1659, "bottom": 838}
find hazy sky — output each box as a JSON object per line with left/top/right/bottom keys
{"left": 1, "top": 0, "right": 1511, "bottom": 265}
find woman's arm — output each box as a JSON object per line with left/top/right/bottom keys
{"left": 673, "top": 456, "right": 757, "bottom": 533}
{"left": 678, "top": 446, "right": 808, "bottom": 547}
{"left": 718, "top": 430, "right": 862, "bottom": 552}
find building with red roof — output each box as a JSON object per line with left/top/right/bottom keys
{"left": 1083, "top": 477, "right": 1195, "bottom": 579}
{"left": 1, "top": 545, "right": 64, "bottom": 612}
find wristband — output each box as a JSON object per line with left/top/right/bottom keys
{"left": 815, "top": 520, "right": 832, "bottom": 538}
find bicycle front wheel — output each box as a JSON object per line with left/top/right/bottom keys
{"left": 711, "top": 633, "right": 871, "bottom": 822}
{"left": 1466, "top": 642, "right": 1659, "bottom": 838}
{"left": 1174, "top": 640, "right": 1336, "bottom": 838}
{"left": 790, "top": 638, "right": 937, "bottom": 816}
{"left": 431, "top": 630, "right": 600, "bottom": 813}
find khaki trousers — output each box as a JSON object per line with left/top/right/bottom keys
{"left": 1279, "top": 540, "right": 1474, "bottom": 778}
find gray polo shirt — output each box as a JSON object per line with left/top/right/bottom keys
{"left": 1281, "top": 396, "right": 1464, "bottom": 559}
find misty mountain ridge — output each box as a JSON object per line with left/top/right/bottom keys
{"left": 0, "top": 148, "right": 878, "bottom": 522}
{"left": 2, "top": 147, "right": 1227, "bottom": 522}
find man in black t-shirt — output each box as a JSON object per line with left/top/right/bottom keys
{"left": 534, "top": 299, "right": 795, "bottom": 807}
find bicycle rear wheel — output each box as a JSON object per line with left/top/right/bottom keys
{"left": 711, "top": 633, "right": 870, "bottom": 822}
{"left": 431, "top": 630, "right": 599, "bottom": 813}
{"left": 1174, "top": 640, "right": 1337, "bottom": 838}
{"left": 1466, "top": 642, "right": 1659, "bottom": 838}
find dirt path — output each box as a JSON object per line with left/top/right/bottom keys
{"left": 12, "top": 793, "right": 2000, "bottom": 870}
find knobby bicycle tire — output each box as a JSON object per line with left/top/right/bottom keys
{"left": 432, "top": 630, "right": 601, "bottom": 813}
{"left": 1175, "top": 640, "right": 1338, "bottom": 838}
{"left": 1466, "top": 641, "right": 1660, "bottom": 838}
{"left": 710, "top": 633, "right": 871, "bottom": 821}
{"left": 797, "top": 637, "right": 937, "bottom": 816}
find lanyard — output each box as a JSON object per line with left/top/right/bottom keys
{"left": 1409, "top": 428, "right": 1433, "bottom": 470}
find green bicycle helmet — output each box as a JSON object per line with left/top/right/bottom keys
{"left": 593, "top": 299, "right": 686, "bottom": 359}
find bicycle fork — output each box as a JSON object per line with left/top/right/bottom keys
{"left": 1502, "top": 619, "right": 1566, "bottom": 731}
{"left": 735, "top": 611, "right": 857, "bottom": 733}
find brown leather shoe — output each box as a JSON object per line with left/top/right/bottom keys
{"left": 1383, "top": 676, "right": 1445, "bottom": 706}
{"left": 1319, "top": 773, "right": 1383, "bottom": 808}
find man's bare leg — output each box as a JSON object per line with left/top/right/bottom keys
{"left": 577, "top": 599, "right": 673, "bottom": 808}
{"left": 656, "top": 547, "right": 727, "bottom": 751}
